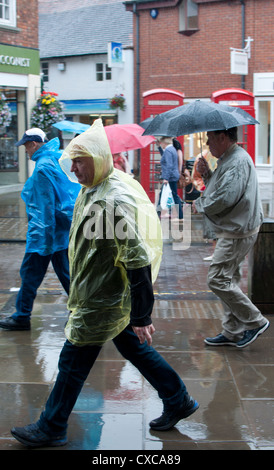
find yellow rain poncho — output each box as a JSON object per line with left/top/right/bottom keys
{"left": 59, "top": 119, "right": 163, "bottom": 346}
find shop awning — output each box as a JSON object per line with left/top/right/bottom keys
{"left": 61, "top": 99, "right": 114, "bottom": 115}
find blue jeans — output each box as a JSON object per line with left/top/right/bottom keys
{"left": 12, "top": 249, "right": 70, "bottom": 323}
{"left": 38, "top": 325, "right": 187, "bottom": 436}
{"left": 168, "top": 181, "right": 183, "bottom": 219}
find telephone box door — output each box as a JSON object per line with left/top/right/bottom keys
{"left": 140, "top": 88, "right": 185, "bottom": 202}
{"left": 211, "top": 88, "right": 256, "bottom": 163}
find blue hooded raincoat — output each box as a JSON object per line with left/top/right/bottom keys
{"left": 21, "top": 138, "right": 80, "bottom": 256}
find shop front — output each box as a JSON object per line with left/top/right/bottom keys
{"left": 57, "top": 99, "right": 117, "bottom": 149}
{"left": 0, "top": 44, "right": 40, "bottom": 186}
{"left": 254, "top": 73, "right": 274, "bottom": 184}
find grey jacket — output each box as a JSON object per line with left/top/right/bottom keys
{"left": 195, "top": 143, "right": 263, "bottom": 238}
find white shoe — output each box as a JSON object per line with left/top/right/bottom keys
{"left": 203, "top": 255, "right": 213, "bottom": 261}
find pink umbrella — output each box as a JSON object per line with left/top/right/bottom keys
{"left": 104, "top": 123, "right": 155, "bottom": 154}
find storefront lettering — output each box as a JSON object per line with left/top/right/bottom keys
{"left": 0, "top": 55, "right": 31, "bottom": 67}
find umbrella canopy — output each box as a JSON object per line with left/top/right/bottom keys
{"left": 53, "top": 121, "right": 155, "bottom": 154}
{"left": 143, "top": 100, "right": 259, "bottom": 137}
{"left": 52, "top": 120, "right": 89, "bottom": 134}
{"left": 104, "top": 123, "right": 155, "bottom": 154}
{"left": 139, "top": 116, "right": 171, "bottom": 136}
{"left": 139, "top": 117, "right": 153, "bottom": 130}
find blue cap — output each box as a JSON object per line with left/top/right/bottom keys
{"left": 16, "top": 128, "right": 48, "bottom": 146}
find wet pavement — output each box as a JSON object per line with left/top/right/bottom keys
{"left": 0, "top": 190, "right": 273, "bottom": 452}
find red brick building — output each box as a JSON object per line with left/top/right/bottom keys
{"left": 0, "top": 0, "right": 40, "bottom": 185}
{"left": 125, "top": 0, "right": 274, "bottom": 189}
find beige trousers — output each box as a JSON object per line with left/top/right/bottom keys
{"left": 207, "top": 234, "right": 267, "bottom": 342}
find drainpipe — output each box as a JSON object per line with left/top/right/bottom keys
{"left": 240, "top": 0, "right": 245, "bottom": 89}
{"left": 133, "top": 2, "right": 141, "bottom": 174}
{"left": 133, "top": 2, "right": 140, "bottom": 124}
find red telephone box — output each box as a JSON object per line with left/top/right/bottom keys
{"left": 211, "top": 88, "right": 256, "bottom": 163}
{"left": 140, "top": 88, "right": 185, "bottom": 202}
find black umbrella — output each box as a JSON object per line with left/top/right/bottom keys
{"left": 139, "top": 116, "right": 171, "bottom": 136}
{"left": 139, "top": 117, "right": 153, "bottom": 129}
{"left": 142, "top": 100, "right": 259, "bottom": 137}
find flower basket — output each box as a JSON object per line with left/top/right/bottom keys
{"left": 30, "top": 91, "right": 65, "bottom": 134}
{"left": 109, "top": 94, "right": 126, "bottom": 111}
{"left": 0, "top": 93, "right": 12, "bottom": 129}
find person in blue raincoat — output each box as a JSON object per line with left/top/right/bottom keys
{"left": 0, "top": 128, "right": 80, "bottom": 331}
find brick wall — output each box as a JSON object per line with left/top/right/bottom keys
{"left": 134, "top": 0, "right": 274, "bottom": 100}
{"left": 0, "top": 0, "right": 39, "bottom": 49}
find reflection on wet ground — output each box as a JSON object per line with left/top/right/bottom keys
{"left": 0, "top": 191, "right": 273, "bottom": 451}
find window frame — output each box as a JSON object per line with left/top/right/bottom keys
{"left": 96, "top": 63, "right": 112, "bottom": 82}
{"left": 178, "top": 0, "right": 199, "bottom": 36}
{"left": 0, "top": 0, "right": 16, "bottom": 28}
{"left": 41, "top": 62, "right": 49, "bottom": 82}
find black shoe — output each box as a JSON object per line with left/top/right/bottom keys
{"left": 0, "top": 316, "right": 30, "bottom": 331}
{"left": 11, "top": 422, "right": 67, "bottom": 448}
{"left": 204, "top": 333, "right": 236, "bottom": 346}
{"left": 236, "top": 320, "right": 270, "bottom": 349}
{"left": 149, "top": 396, "right": 199, "bottom": 431}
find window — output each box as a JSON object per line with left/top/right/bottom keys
{"left": 0, "top": 0, "right": 16, "bottom": 28}
{"left": 256, "top": 100, "right": 272, "bottom": 165}
{"left": 0, "top": 89, "right": 19, "bottom": 172}
{"left": 41, "top": 62, "right": 49, "bottom": 82}
{"left": 96, "top": 63, "right": 112, "bottom": 81}
{"left": 179, "top": 0, "right": 198, "bottom": 35}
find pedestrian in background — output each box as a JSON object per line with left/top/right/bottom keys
{"left": 192, "top": 149, "right": 217, "bottom": 261}
{"left": 11, "top": 119, "right": 198, "bottom": 448}
{"left": 0, "top": 128, "right": 80, "bottom": 331}
{"left": 158, "top": 136, "right": 183, "bottom": 220}
{"left": 193, "top": 127, "right": 269, "bottom": 348}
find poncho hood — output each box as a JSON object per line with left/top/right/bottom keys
{"left": 31, "top": 137, "right": 61, "bottom": 162}
{"left": 59, "top": 118, "right": 114, "bottom": 187}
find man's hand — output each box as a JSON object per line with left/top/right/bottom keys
{"left": 132, "top": 324, "right": 155, "bottom": 346}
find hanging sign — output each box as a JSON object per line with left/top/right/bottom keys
{"left": 230, "top": 49, "right": 248, "bottom": 75}
{"left": 108, "top": 42, "right": 123, "bottom": 68}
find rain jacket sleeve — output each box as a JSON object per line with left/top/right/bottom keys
{"left": 195, "top": 162, "right": 248, "bottom": 216}
{"left": 127, "top": 265, "right": 154, "bottom": 326}
{"left": 195, "top": 144, "right": 263, "bottom": 237}
{"left": 25, "top": 169, "right": 56, "bottom": 254}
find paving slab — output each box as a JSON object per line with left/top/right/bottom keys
{"left": 0, "top": 192, "right": 273, "bottom": 453}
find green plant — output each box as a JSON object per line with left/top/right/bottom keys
{"left": 30, "top": 91, "right": 65, "bottom": 134}
{"left": 109, "top": 94, "right": 126, "bottom": 111}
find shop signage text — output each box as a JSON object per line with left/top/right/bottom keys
{"left": 0, "top": 45, "right": 40, "bottom": 75}
{"left": 0, "top": 55, "right": 31, "bottom": 67}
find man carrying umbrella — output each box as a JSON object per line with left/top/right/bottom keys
{"left": 193, "top": 127, "right": 269, "bottom": 348}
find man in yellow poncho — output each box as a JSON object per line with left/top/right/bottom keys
{"left": 11, "top": 119, "right": 198, "bottom": 448}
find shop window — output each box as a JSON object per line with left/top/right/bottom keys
{"left": 179, "top": 0, "right": 198, "bottom": 36}
{"left": 41, "top": 62, "right": 49, "bottom": 82}
{"left": 256, "top": 100, "right": 271, "bottom": 165}
{"left": 0, "top": 0, "right": 16, "bottom": 28}
{"left": 0, "top": 89, "right": 18, "bottom": 171}
{"left": 96, "top": 63, "right": 112, "bottom": 81}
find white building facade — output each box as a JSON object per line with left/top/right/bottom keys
{"left": 39, "top": 1, "right": 134, "bottom": 167}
